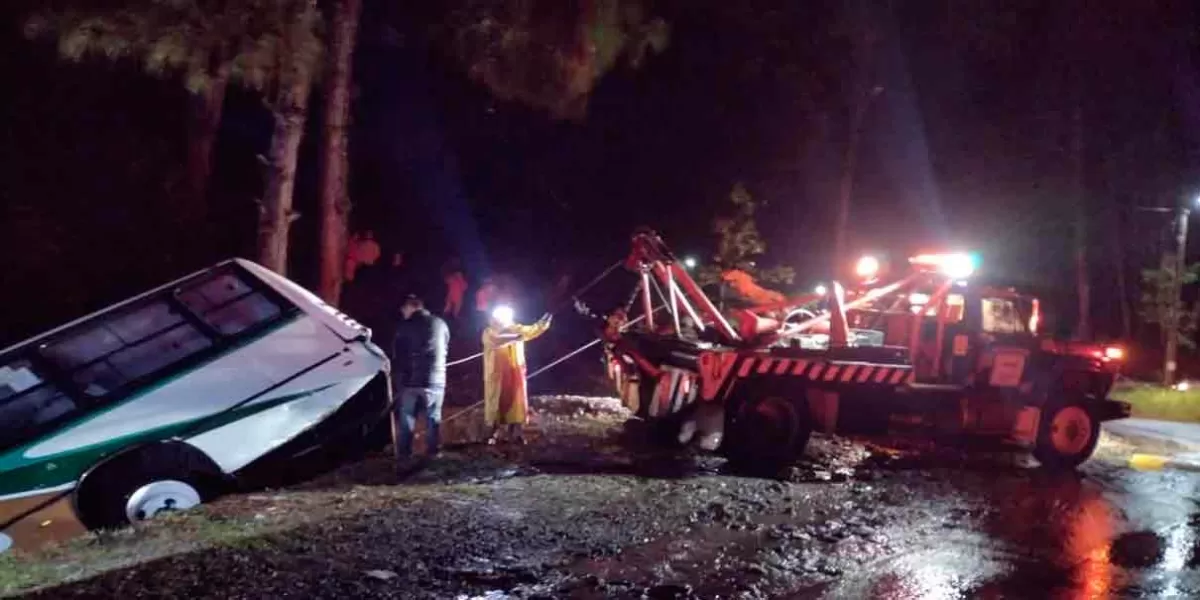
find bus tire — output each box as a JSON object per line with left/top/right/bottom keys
{"left": 74, "top": 442, "right": 226, "bottom": 531}
{"left": 725, "top": 396, "right": 811, "bottom": 471}
{"left": 1033, "top": 399, "right": 1100, "bottom": 470}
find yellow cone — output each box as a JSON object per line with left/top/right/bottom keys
{"left": 1129, "top": 454, "right": 1170, "bottom": 471}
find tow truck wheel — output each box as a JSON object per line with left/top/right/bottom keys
{"left": 726, "top": 396, "right": 811, "bottom": 470}
{"left": 1033, "top": 400, "right": 1100, "bottom": 470}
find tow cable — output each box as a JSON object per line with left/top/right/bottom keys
{"left": 438, "top": 309, "right": 657, "bottom": 425}
{"left": 433, "top": 259, "right": 639, "bottom": 424}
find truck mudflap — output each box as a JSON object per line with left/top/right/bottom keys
{"left": 1095, "top": 399, "right": 1132, "bottom": 422}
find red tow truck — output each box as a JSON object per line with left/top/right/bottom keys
{"left": 602, "top": 230, "right": 1131, "bottom": 469}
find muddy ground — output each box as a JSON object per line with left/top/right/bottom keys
{"left": 6, "top": 395, "right": 1200, "bottom": 599}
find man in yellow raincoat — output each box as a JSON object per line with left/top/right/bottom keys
{"left": 483, "top": 305, "right": 551, "bottom": 444}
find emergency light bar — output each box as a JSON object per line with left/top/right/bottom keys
{"left": 909, "top": 253, "right": 978, "bottom": 279}
{"left": 855, "top": 255, "right": 881, "bottom": 279}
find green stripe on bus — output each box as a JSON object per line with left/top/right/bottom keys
{"left": 0, "top": 386, "right": 330, "bottom": 498}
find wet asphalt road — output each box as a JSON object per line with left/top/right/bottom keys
{"left": 1105, "top": 419, "right": 1200, "bottom": 450}
{"left": 814, "top": 454, "right": 1200, "bottom": 599}
{"left": 17, "top": 398, "right": 1200, "bottom": 599}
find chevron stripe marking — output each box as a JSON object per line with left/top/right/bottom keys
{"left": 791, "top": 359, "right": 809, "bottom": 376}
{"left": 809, "top": 363, "right": 825, "bottom": 380}
{"left": 840, "top": 364, "right": 859, "bottom": 381}
{"left": 856, "top": 365, "right": 874, "bottom": 382}
{"left": 889, "top": 369, "right": 907, "bottom": 384}
{"left": 874, "top": 368, "right": 891, "bottom": 383}
{"left": 738, "top": 357, "right": 755, "bottom": 377}
{"left": 774, "top": 359, "right": 792, "bottom": 375}
{"left": 757, "top": 358, "right": 776, "bottom": 374}
{"left": 823, "top": 365, "right": 841, "bottom": 381}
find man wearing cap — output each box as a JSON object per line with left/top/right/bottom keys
{"left": 391, "top": 294, "right": 451, "bottom": 463}
{"left": 482, "top": 305, "right": 551, "bottom": 444}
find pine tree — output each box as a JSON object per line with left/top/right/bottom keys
{"left": 26, "top": 0, "right": 324, "bottom": 275}
{"left": 447, "top": 0, "right": 669, "bottom": 120}
{"left": 698, "top": 183, "right": 794, "bottom": 304}
{"left": 1140, "top": 256, "right": 1200, "bottom": 349}
{"left": 316, "top": 0, "right": 362, "bottom": 305}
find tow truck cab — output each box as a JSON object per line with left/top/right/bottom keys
{"left": 842, "top": 280, "right": 1130, "bottom": 441}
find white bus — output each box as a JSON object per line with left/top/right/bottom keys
{"left": 0, "top": 259, "right": 390, "bottom": 553}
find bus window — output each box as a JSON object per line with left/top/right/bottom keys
{"left": 106, "top": 324, "right": 212, "bottom": 382}
{"left": 41, "top": 325, "right": 124, "bottom": 371}
{"left": 41, "top": 300, "right": 215, "bottom": 398}
{"left": 0, "top": 359, "right": 76, "bottom": 447}
{"left": 982, "top": 298, "right": 1027, "bottom": 334}
{"left": 204, "top": 293, "right": 282, "bottom": 336}
{"left": 177, "top": 271, "right": 284, "bottom": 337}
{"left": 107, "top": 301, "right": 185, "bottom": 344}
{"left": 177, "top": 273, "right": 254, "bottom": 313}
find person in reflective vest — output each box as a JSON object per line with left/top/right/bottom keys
{"left": 482, "top": 306, "right": 551, "bottom": 444}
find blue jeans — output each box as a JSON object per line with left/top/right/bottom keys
{"left": 395, "top": 386, "right": 444, "bottom": 458}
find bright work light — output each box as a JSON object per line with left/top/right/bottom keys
{"left": 492, "top": 305, "right": 515, "bottom": 326}
{"left": 941, "top": 253, "right": 976, "bottom": 279}
{"left": 909, "top": 253, "right": 978, "bottom": 279}
{"left": 855, "top": 255, "right": 880, "bottom": 279}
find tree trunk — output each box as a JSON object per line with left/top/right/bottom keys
{"left": 184, "top": 66, "right": 230, "bottom": 229}
{"left": 316, "top": 0, "right": 363, "bottom": 305}
{"left": 1072, "top": 100, "right": 1091, "bottom": 340}
{"left": 1112, "top": 202, "right": 1132, "bottom": 339}
{"left": 257, "top": 81, "right": 312, "bottom": 275}
{"left": 834, "top": 17, "right": 878, "bottom": 274}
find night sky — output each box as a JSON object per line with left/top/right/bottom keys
{"left": 1, "top": 1, "right": 1198, "bottom": 344}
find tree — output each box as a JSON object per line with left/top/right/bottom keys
{"left": 832, "top": 1, "right": 883, "bottom": 272}
{"left": 315, "top": 0, "right": 362, "bottom": 305}
{"left": 25, "top": 0, "right": 324, "bottom": 275}
{"left": 255, "top": 1, "right": 323, "bottom": 275}
{"left": 697, "top": 183, "right": 794, "bottom": 306}
{"left": 1139, "top": 256, "right": 1200, "bottom": 351}
{"left": 24, "top": 1, "right": 236, "bottom": 235}
{"left": 447, "top": 0, "right": 669, "bottom": 120}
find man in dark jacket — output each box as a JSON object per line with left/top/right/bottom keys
{"left": 392, "top": 294, "right": 451, "bottom": 460}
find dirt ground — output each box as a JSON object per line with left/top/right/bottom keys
{"left": 6, "top": 395, "right": 1200, "bottom": 599}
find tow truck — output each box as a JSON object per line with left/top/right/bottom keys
{"left": 601, "top": 229, "right": 1130, "bottom": 469}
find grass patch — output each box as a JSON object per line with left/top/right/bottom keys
{"left": 0, "top": 511, "right": 277, "bottom": 597}
{"left": 0, "top": 483, "right": 485, "bottom": 597}
{"left": 1111, "top": 383, "right": 1200, "bottom": 423}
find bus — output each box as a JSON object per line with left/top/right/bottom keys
{"left": 0, "top": 259, "right": 391, "bottom": 553}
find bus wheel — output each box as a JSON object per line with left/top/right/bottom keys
{"left": 125, "top": 481, "right": 202, "bottom": 522}
{"left": 75, "top": 443, "right": 224, "bottom": 531}
{"left": 726, "top": 396, "right": 811, "bottom": 471}
{"left": 1033, "top": 400, "right": 1100, "bottom": 470}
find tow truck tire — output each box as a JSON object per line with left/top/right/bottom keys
{"left": 1033, "top": 399, "right": 1100, "bottom": 470}
{"left": 726, "top": 396, "right": 811, "bottom": 471}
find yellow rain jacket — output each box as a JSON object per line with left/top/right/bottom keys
{"left": 483, "top": 320, "right": 551, "bottom": 426}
